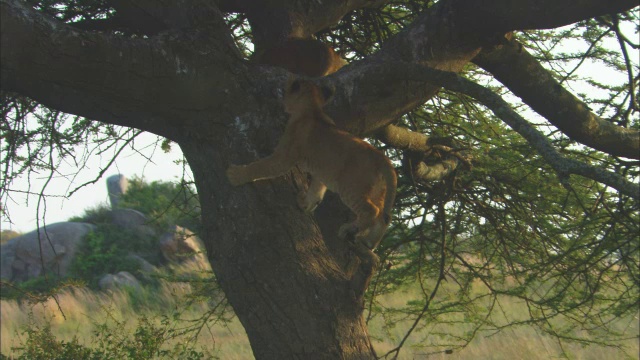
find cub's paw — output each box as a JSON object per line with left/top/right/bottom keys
{"left": 338, "top": 223, "right": 358, "bottom": 240}
{"left": 351, "top": 241, "right": 379, "bottom": 269}
{"left": 226, "top": 165, "right": 246, "bottom": 186}
{"left": 345, "top": 241, "right": 380, "bottom": 278}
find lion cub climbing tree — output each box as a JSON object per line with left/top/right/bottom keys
{"left": 226, "top": 78, "right": 397, "bottom": 268}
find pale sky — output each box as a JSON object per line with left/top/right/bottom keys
{"left": 1, "top": 133, "right": 192, "bottom": 233}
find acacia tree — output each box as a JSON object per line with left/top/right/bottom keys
{"left": 1, "top": 0, "right": 638, "bottom": 358}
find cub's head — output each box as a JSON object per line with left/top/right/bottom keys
{"left": 283, "top": 78, "right": 334, "bottom": 115}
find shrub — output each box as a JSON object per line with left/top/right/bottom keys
{"left": 68, "top": 225, "right": 150, "bottom": 288}
{"left": 118, "top": 177, "right": 201, "bottom": 233}
{"left": 9, "top": 316, "right": 94, "bottom": 360}
{"left": 5, "top": 310, "right": 209, "bottom": 359}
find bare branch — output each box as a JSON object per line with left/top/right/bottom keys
{"left": 66, "top": 130, "right": 143, "bottom": 197}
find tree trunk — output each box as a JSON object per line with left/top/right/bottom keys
{"left": 181, "top": 138, "right": 378, "bottom": 359}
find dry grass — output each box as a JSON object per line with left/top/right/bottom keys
{"left": 1, "top": 278, "right": 638, "bottom": 359}
{"left": 367, "top": 285, "right": 640, "bottom": 360}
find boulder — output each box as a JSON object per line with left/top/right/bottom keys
{"left": 0, "top": 245, "right": 16, "bottom": 281}
{"left": 159, "top": 226, "right": 209, "bottom": 270}
{"left": 99, "top": 271, "right": 141, "bottom": 291}
{"left": 0, "top": 222, "right": 95, "bottom": 281}
{"left": 127, "top": 254, "right": 157, "bottom": 278}
{"left": 107, "top": 174, "right": 129, "bottom": 208}
{"left": 111, "top": 208, "right": 155, "bottom": 238}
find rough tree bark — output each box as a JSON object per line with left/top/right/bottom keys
{"left": 1, "top": 0, "right": 637, "bottom": 358}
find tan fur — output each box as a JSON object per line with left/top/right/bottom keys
{"left": 256, "top": 38, "right": 346, "bottom": 77}
{"left": 227, "top": 79, "right": 396, "bottom": 250}
{"left": 254, "top": 38, "right": 346, "bottom": 215}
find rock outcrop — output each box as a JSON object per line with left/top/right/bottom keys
{"left": 111, "top": 208, "right": 156, "bottom": 238}
{"left": 0, "top": 174, "right": 210, "bottom": 290}
{"left": 159, "top": 225, "right": 210, "bottom": 271}
{"left": 99, "top": 271, "right": 141, "bottom": 291}
{"left": 107, "top": 174, "right": 129, "bottom": 208}
{"left": 0, "top": 222, "right": 95, "bottom": 282}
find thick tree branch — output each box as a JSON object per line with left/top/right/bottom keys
{"left": 5, "top": 0, "right": 636, "bottom": 146}
{"left": 473, "top": 39, "right": 640, "bottom": 160}
{"left": 452, "top": 0, "right": 639, "bottom": 33}
{"left": 70, "top": 18, "right": 129, "bottom": 33}
{"left": 109, "top": 0, "right": 229, "bottom": 35}
{"left": 386, "top": 63, "right": 639, "bottom": 199}
{"left": 324, "top": 1, "right": 638, "bottom": 136}
{"left": 0, "top": 0, "right": 245, "bottom": 139}
{"left": 72, "top": 0, "right": 232, "bottom": 35}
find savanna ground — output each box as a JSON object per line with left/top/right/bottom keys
{"left": 2, "top": 271, "right": 637, "bottom": 359}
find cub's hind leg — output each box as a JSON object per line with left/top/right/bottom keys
{"left": 358, "top": 214, "right": 389, "bottom": 250}
{"left": 345, "top": 239, "right": 381, "bottom": 278}
{"left": 338, "top": 197, "right": 380, "bottom": 241}
{"left": 341, "top": 200, "right": 383, "bottom": 278}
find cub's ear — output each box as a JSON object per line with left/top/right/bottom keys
{"left": 320, "top": 85, "right": 334, "bottom": 103}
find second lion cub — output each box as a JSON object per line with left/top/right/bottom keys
{"left": 227, "top": 78, "right": 396, "bottom": 251}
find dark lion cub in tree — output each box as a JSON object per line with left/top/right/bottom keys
{"left": 255, "top": 38, "right": 346, "bottom": 77}
{"left": 226, "top": 78, "right": 397, "bottom": 254}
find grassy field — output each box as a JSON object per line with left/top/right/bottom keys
{"left": 1, "top": 280, "right": 638, "bottom": 359}
{"left": 367, "top": 289, "right": 639, "bottom": 360}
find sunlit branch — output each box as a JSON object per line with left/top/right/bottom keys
{"left": 376, "top": 124, "right": 471, "bottom": 182}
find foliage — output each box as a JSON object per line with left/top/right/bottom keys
{"left": 0, "top": 276, "right": 66, "bottom": 300}
{"left": 1, "top": 262, "right": 228, "bottom": 358}
{"left": 118, "top": 177, "right": 201, "bottom": 233}
{"left": 68, "top": 205, "right": 113, "bottom": 224}
{"left": 67, "top": 226, "right": 145, "bottom": 288}
{"left": 367, "top": 85, "right": 639, "bottom": 354}
{"left": 6, "top": 310, "right": 210, "bottom": 360}
{"left": 9, "top": 319, "right": 93, "bottom": 360}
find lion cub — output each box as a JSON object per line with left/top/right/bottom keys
{"left": 226, "top": 78, "right": 397, "bottom": 251}
{"left": 256, "top": 38, "right": 346, "bottom": 77}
